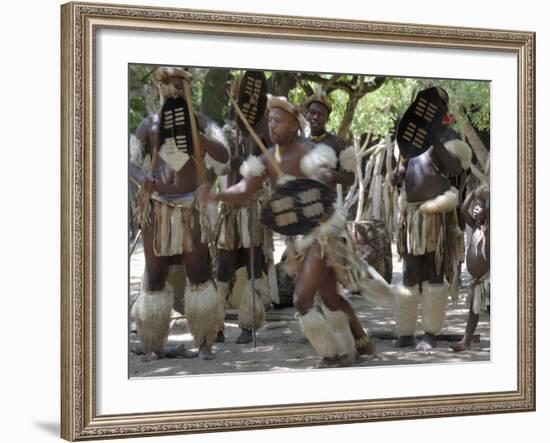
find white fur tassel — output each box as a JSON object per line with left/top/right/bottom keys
{"left": 338, "top": 146, "right": 357, "bottom": 172}
{"left": 238, "top": 279, "right": 266, "bottom": 330}
{"left": 134, "top": 284, "right": 174, "bottom": 354}
{"left": 184, "top": 281, "right": 225, "bottom": 347}
{"left": 298, "top": 309, "right": 340, "bottom": 359}
{"left": 216, "top": 280, "right": 231, "bottom": 309}
{"left": 421, "top": 283, "right": 449, "bottom": 335}
{"left": 419, "top": 187, "right": 459, "bottom": 213}
{"left": 240, "top": 155, "right": 266, "bottom": 178}
{"left": 300, "top": 143, "right": 337, "bottom": 177}
{"left": 320, "top": 304, "right": 357, "bottom": 360}
{"left": 294, "top": 205, "right": 347, "bottom": 253}
{"left": 357, "top": 264, "right": 394, "bottom": 307}
{"left": 444, "top": 139, "right": 472, "bottom": 170}
{"left": 392, "top": 284, "right": 420, "bottom": 336}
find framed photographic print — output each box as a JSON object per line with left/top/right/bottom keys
{"left": 61, "top": 1, "right": 535, "bottom": 440}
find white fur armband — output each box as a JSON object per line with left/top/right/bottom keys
{"left": 444, "top": 139, "right": 472, "bottom": 170}
{"left": 240, "top": 156, "right": 266, "bottom": 178}
{"left": 300, "top": 143, "right": 337, "bottom": 177}
{"left": 419, "top": 187, "right": 459, "bottom": 213}
{"left": 338, "top": 146, "right": 357, "bottom": 172}
{"left": 204, "top": 153, "right": 231, "bottom": 175}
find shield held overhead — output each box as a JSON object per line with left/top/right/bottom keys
{"left": 396, "top": 87, "right": 448, "bottom": 159}
{"left": 237, "top": 71, "right": 268, "bottom": 134}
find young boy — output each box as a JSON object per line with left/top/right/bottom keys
{"left": 451, "top": 184, "right": 490, "bottom": 352}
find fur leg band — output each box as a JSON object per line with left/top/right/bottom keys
{"left": 184, "top": 281, "right": 225, "bottom": 347}
{"left": 216, "top": 280, "right": 231, "bottom": 309}
{"left": 297, "top": 308, "right": 340, "bottom": 359}
{"left": 320, "top": 303, "right": 356, "bottom": 360}
{"left": 392, "top": 284, "right": 420, "bottom": 336}
{"left": 238, "top": 279, "right": 266, "bottom": 330}
{"left": 421, "top": 283, "right": 449, "bottom": 335}
{"left": 134, "top": 284, "right": 174, "bottom": 354}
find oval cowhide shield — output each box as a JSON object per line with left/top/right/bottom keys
{"left": 261, "top": 178, "right": 336, "bottom": 236}
{"left": 396, "top": 87, "right": 448, "bottom": 159}
{"left": 237, "top": 71, "right": 268, "bottom": 133}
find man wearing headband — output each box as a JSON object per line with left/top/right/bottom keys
{"left": 205, "top": 95, "right": 375, "bottom": 368}
{"left": 130, "top": 67, "right": 230, "bottom": 361}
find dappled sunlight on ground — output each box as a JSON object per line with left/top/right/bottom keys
{"left": 129, "top": 238, "right": 490, "bottom": 378}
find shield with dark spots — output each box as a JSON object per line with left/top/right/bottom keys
{"left": 396, "top": 87, "right": 448, "bottom": 159}
{"left": 261, "top": 178, "right": 336, "bottom": 236}
{"left": 237, "top": 71, "right": 268, "bottom": 133}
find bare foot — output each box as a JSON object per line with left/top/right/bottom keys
{"left": 236, "top": 329, "right": 253, "bottom": 344}
{"left": 416, "top": 333, "right": 437, "bottom": 352}
{"left": 165, "top": 343, "right": 199, "bottom": 359}
{"left": 199, "top": 343, "right": 216, "bottom": 360}
{"left": 215, "top": 330, "right": 225, "bottom": 343}
{"left": 450, "top": 341, "right": 470, "bottom": 352}
{"left": 141, "top": 351, "right": 160, "bottom": 362}
{"left": 356, "top": 337, "right": 376, "bottom": 355}
{"left": 393, "top": 335, "right": 415, "bottom": 348}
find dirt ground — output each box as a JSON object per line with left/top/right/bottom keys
{"left": 129, "top": 240, "right": 490, "bottom": 378}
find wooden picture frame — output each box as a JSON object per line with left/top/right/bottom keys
{"left": 61, "top": 1, "right": 535, "bottom": 440}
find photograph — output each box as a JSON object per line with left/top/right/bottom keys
{"left": 59, "top": 1, "right": 535, "bottom": 440}
{"left": 127, "top": 64, "right": 492, "bottom": 378}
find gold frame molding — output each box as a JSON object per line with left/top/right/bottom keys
{"left": 61, "top": 1, "right": 536, "bottom": 440}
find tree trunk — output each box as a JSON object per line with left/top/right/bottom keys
{"left": 143, "top": 84, "right": 158, "bottom": 116}
{"left": 268, "top": 72, "right": 297, "bottom": 97}
{"left": 458, "top": 108, "right": 489, "bottom": 170}
{"left": 200, "top": 68, "right": 230, "bottom": 124}
{"left": 338, "top": 94, "right": 360, "bottom": 143}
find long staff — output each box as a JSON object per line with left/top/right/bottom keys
{"left": 182, "top": 79, "right": 206, "bottom": 186}
{"left": 225, "top": 90, "right": 284, "bottom": 178}
{"left": 228, "top": 84, "right": 276, "bottom": 349}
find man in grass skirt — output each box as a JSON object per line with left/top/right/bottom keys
{"left": 129, "top": 67, "right": 230, "bottom": 361}
{"left": 204, "top": 95, "right": 378, "bottom": 368}
{"left": 212, "top": 73, "right": 274, "bottom": 345}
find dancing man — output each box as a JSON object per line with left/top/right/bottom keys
{"left": 205, "top": 95, "right": 376, "bottom": 368}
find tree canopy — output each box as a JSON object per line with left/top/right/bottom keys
{"left": 129, "top": 64, "right": 490, "bottom": 146}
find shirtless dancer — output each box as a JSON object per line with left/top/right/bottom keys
{"left": 392, "top": 87, "right": 471, "bottom": 352}
{"left": 215, "top": 117, "right": 273, "bottom": 344}
{"left": 205, "top": 95, "right": 373, "bottom": 368}
{"left": 451, "top": 185, "right": 490, "bottom": 351}
{"left": 130, "top": 67, "right": 230, "bottom": 361}
{"left": 302, "top": 91, "right": 378, "bottom": 355}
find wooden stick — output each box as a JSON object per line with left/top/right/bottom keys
{"left": 182, "top": 79, "right": 206, "bottom": 185}
{"left": 225, "top": 90, "right": 284, "bottom": 178}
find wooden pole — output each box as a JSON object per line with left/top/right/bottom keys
{"left": 182, "top": 79, "right": 206, "bottom": 186}
{"left": 225, "top": 90, "right": 284, "bottom": 178}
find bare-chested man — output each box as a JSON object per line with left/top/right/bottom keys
{"left": 214, "top": 117, "right": 273, "bottom": 344}
{"left": 204, "top": 95, "right": 374, "bottom": 368}
{"left": 451, "top": 185, "right": 490, "bottom": 351}
{"left": 130, "top": 67, "right": 230, "bottom": 361}
{"left": 393, "top": 90, "right": 471, "bottom": 351}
